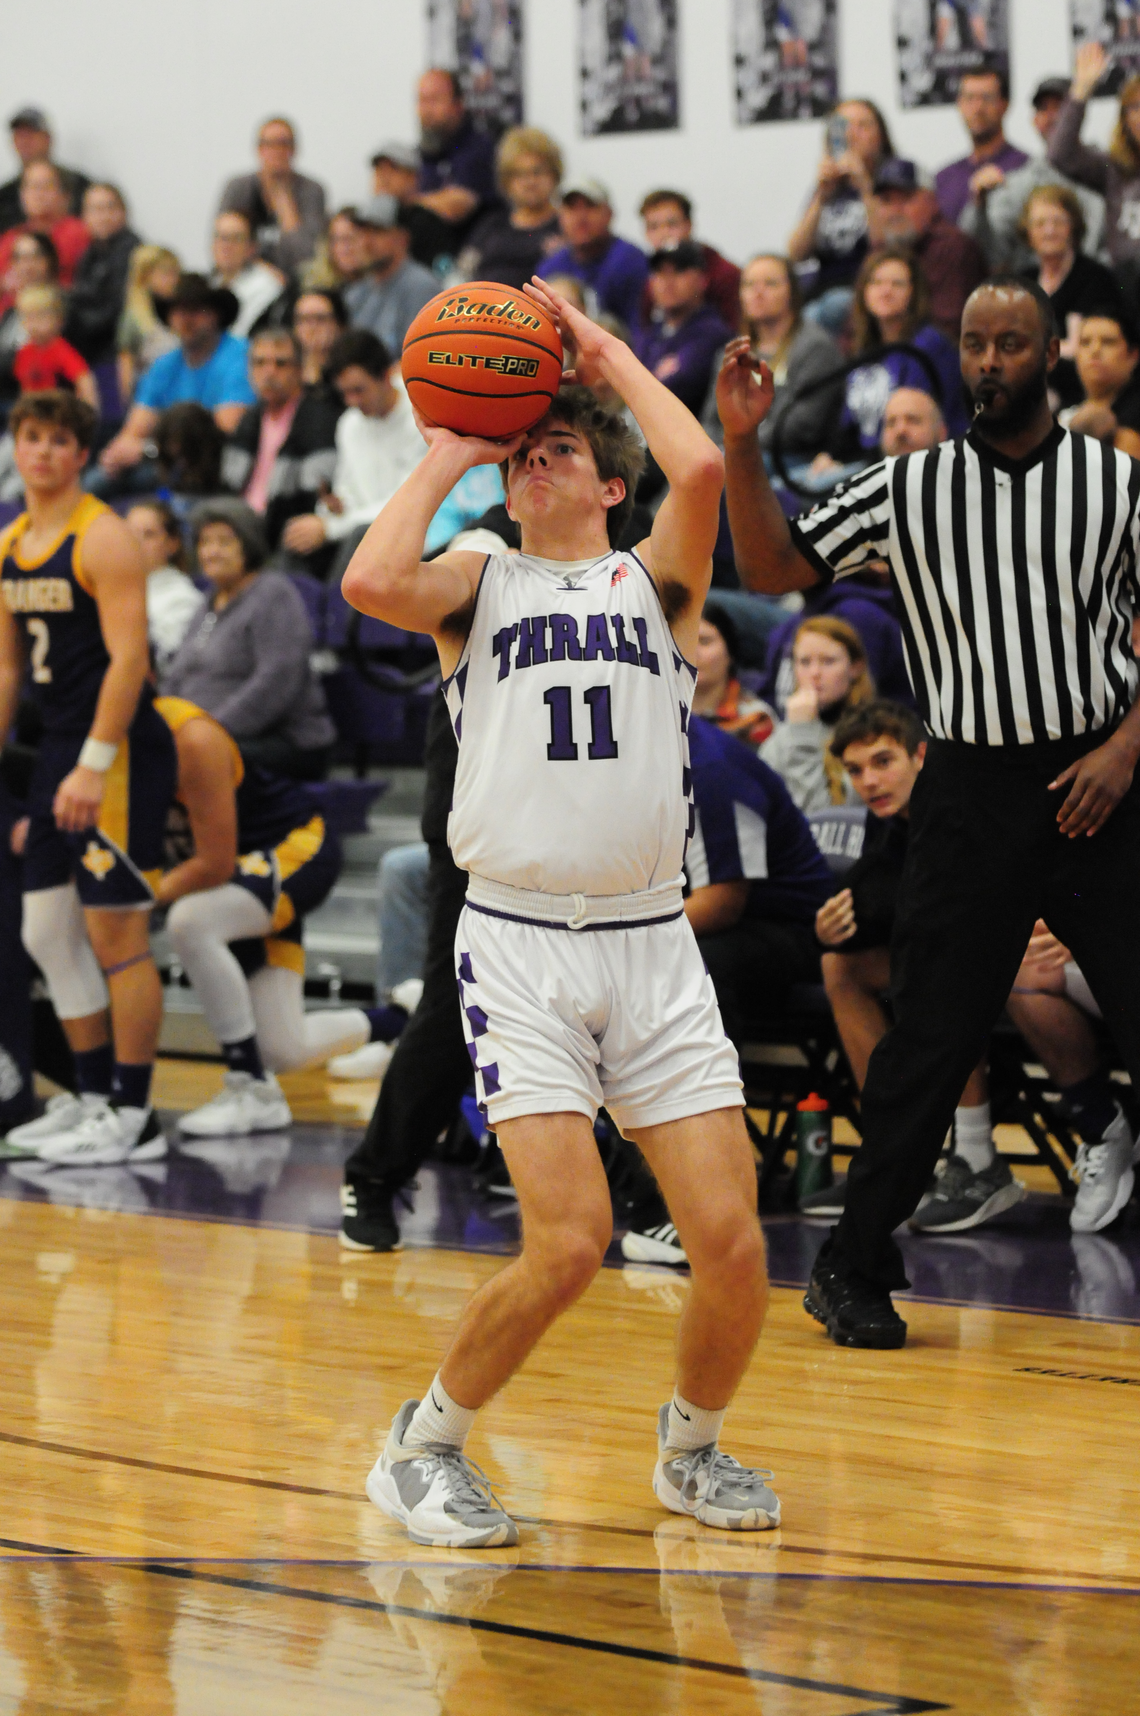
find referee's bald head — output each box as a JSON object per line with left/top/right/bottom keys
{"left": 963, "top": 277, "right": 1059, "bottom": 348}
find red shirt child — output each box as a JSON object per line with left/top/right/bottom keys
{"left": 12, "top": 286, "right": 98, "bottom": 409}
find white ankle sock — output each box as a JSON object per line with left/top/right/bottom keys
{"left": 665, "top": 1391, "right": 725, "bottom": 1454}
{"left": 954, "top": 1102, "right": 995, "bottom": 1173}
{"left": 404, "top": 1374, "right": 477, "bottom": 1451}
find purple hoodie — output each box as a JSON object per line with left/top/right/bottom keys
{"left": 759, "top": 577, "right": 916, "bottom": 717}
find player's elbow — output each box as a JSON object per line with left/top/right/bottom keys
{"left": 677, "top": 445, "right": 724, "bottom": 501}
{"left": 341, "top": 552, "right": 400, "bottom": 620}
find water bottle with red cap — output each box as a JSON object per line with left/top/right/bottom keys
{"left": 795, "top": 1093, "right": 833, "bottom": 1205}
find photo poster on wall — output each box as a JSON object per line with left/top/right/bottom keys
{"left": 895, "top": 0, "right": 1010, "bottom": 108}
{"left": 733, "top": 1, "right": 840, "bottom": 124}
{"left": 579, "top": 0, "right": 680, "bottom": 135}
{"left": 426, "top": 0, "right": 524, "bottom": 132}
{"left": 1071, "top": 0, "right": 1140, "bottom": 96}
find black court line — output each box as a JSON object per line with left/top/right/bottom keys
{"left": 104, "top": 1559, "right": 954, "bottom": 1714}
{"left": 1, "top": 1430, "right": 1134, "bottom": 1591}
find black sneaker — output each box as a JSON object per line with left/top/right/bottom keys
{"left": 804, "top": 1254, "right": 907, "bottom": 1349}
{"left": 339, "top": 1175, "right": 402, "bottom": 1252}
{"left": 908, "top": 1153, "right": 1026, "bottom": 1234}
{"left": 799, "top": 1176, "right": 846, "bottom": 1219}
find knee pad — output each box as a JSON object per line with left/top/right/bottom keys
{"left": 22, "top": 885, "right": 108, "bottom": 1019}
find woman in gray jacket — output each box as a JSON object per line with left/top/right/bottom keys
{"left": 163, "top": 499, "right": 335, "bottom": 779}
{"left": 761, "top": 616, "right": 874, "bottom": 814}
{"left": 702, "top": 253, "right": 844, "bottom": 476}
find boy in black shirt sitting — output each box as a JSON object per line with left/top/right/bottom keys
{"left": 814, "top": 701, "right": 1024, "bottom": 1232}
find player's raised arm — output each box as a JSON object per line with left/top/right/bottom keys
{"left": 524, "top": 278, "right": 724, "bottom": 639}
{"left": 716, "top": 337, "right": 823, "bottom": 596}
{"left": 53, "top": 511, "right": 151, "bottom": 833}
{"left": 342, "top": 420, "right": 524, "bottom": 668}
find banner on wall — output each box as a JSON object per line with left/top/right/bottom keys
{"left": 1071, "top": 1, "right": 1140, "bottom": 96}
{"left": 733, "top": 1, "right": 840, "bottom": 124}
{"left": 426, "top": 0, "right": 524, "bottom": 131}
{"left": 895, "top": 0, "right": 1010, "bottom": 109}
{"left": 579, "top": 0, "right": 680, "bottom": 135}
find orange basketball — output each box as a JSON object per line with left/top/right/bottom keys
{"left": 402, "top": 281, "right": 564, "bottom": 438}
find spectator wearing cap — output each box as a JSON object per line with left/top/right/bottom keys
{"left": 537, "top": 179, "right": 648, "bottom": 331}
{"left": 413, "top": 69, "right": 499, "bottom": 250}
{"left": 218, "top": 117, "right": 327, "bottom": 278}
{"left": 372, "top": 142, "right": 450, "bottom": 272}
{"left": 0, "top": 106, "right": 89, "bottom": 233}
{"left": 958, "top": 76, "right": 1107, "bottom": 272}
{"left": 65, "top": 184, "right": 139, "bottom": 380}
{"left": 639, "top": 190, "right": 740, "bottom": 329}
{"left": 934, "top": 67, "right": 1028, "bottom": 227}
{"left": 0, "top": 161, "right": 89, "bottom": 289}
{"left": 633, "top": 242, "right": 731, "bottom": 416}
{"left": 870, "top": 158, "right": 985, "bottom": 340}
{"left": 211, "top": 208, "right": 287, "bottom": 338}
{"left": 344, "top": 195, "right": 437, "bottom": 357}
{"left": 223, "top": 327, "right": 340, "bottom": 558}
{"left": 93, "top": 274, "right": 256, "bottom": 494}
{"left": 458, "top": 127, "right": 563, "bottom": 290}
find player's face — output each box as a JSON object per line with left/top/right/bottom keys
{"left": 1076, "top": 317, "right": 1138, "bottom": 399}
{"left": 13, "top": 419, "right": 87, "bottom": 492}
{"left": 839, "top": 735, "right": 925, "bottom": 820}
{"left": 792, "top": 633, "right": 855, "bottom": 710}
{"left": 506, "top": 422, "right": 621, "bottom": 529}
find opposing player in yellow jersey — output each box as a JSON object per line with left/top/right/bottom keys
{"left": 0, "top": 392, "right": 175, "bottom": 1164}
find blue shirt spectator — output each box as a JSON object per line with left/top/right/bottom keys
{"left": 135, "top": 328, "right": 255, "bottom": 414}
{"left": 538, "top": 178, "right": 648, "bottom": 330}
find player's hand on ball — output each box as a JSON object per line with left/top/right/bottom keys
{"left": 716, "top": 338, "right": 776, "bottom": 441}
{"left": 1049, "top": 735, "right": 1137, "bottom": 837}
{"left": 523, "top": 277, "right": 610, "bottom": 388}
{"left": 411, "top": 403, "right": 526, "bottom": 468}
{"left": 53, "top": 765, "right": 105, "bottom": 833}
{"left": 816, "top": 889, "right": 856, "bottom": 947}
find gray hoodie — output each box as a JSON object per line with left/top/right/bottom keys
{"left": 163, "top": 570, "right": 334, "bottom": 752}
{"left": 760, "top": 717, "right": 859, "bottom": 816}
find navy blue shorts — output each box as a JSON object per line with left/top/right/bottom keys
{"left": 24, "top": 704, "right": 177, "bottom": 908}
{"left": 229, "top": 815, "right": 341, "bottom": 978}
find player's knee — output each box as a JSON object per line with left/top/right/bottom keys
{"left": 165, "top": 895, "right": 201, "bottom": 956}
{"left": 690, "top": 1211, "right": 767, "bottom": 1301}
{"left": 529, "top": 1220, "right": 609, "bottom": 1308}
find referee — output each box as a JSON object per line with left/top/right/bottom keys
{"left": 718, "top": 279, "right": 1140, "bottom": 1347}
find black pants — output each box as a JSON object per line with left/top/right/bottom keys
{"left": 700, "top": 918, "right": 820, "bottom": 1046}
{"left": 833, "top": 734, "right": 1140, "bottom": 1291}
{"left": 345, "top": 839, "right": 471, "bottom": 1190}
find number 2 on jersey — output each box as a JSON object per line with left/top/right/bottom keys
{"left": 27, "top": 617, "right": 52, "bottom": 684}
{"left": 544, "top": 686, "right": 619, "bottom": 761}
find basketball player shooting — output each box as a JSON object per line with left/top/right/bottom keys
{"left": 0, "top": 393, "right": 175, "bottom": 1166}
{"left": 342, "top": 278, "right": 780, "bottom": 1548}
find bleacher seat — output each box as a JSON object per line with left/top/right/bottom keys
{"left": 305, "top": 777, "right": 388, "bottom": 836}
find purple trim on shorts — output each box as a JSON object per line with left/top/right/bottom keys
{"left": 464, "top": 901, "right": 683, "bottom": 932}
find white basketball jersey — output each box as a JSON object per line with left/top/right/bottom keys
{"left": 444, "top": 549, "right": 696, "bottom": 895}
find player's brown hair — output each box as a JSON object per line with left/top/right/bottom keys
{"left": 830, "top": 698, "right": 925, "bottom": 761}
{"left": 9, "top": 389, "right": 97, "bottom": 451}
{"left": 501, "top": 385, "right": 646, "bottom": 548}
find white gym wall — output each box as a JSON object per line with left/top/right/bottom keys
{"left": 0, "top": 0, "right": 1117, "bottom": 270}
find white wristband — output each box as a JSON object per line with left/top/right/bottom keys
{"left": 78, "top": 738, "right": 118, "bottom": 773}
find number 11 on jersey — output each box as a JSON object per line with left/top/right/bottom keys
{"left": 544, "top": 686, "right": 619, "bottom": 761}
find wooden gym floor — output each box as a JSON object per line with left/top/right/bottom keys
{"left": 0, "top": 1058, "right": 1136, "bottom": 1715}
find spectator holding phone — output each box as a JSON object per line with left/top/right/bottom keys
{"left": 788, "top": 99, "right": 895, "bottom": 337}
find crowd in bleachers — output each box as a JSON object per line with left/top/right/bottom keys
{"left": 3, "top": 58, "right": 1138, "bottom": 1243}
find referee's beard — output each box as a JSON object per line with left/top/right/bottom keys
{"left": 966, "top": 356, "right": 1050, "bottom": 442}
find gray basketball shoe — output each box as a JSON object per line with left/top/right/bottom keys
{"left": 909, "top": 1153, "right": 1026, "bottom": 1233}
{"left": 653, "top": 1405, "right": 781, "bottom": 1531}
{"left": 366, "top": 1399, "right": 519, "bottom": 1548}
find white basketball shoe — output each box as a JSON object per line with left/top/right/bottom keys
{"left": 177, "top": 1071, "right": 292, "bottom": 1137}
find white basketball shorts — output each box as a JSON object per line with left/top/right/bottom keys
{"left": 455, "top": 906, "right": 744, "bottom": 1132}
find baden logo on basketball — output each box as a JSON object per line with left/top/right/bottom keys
{"left": 403, "top": 281, "right": 564, "bottom": 439}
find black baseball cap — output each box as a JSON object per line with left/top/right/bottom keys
{"left": 873, "top": 158, "right": 931, "bottom": 195}
{"left": 648, "top": 239, "right": 705, "bottom": 272}
{"left": 10, "top": 106, "right": 49, "bottom": 132}
{"left": 1032, "top": 77, "right": 1071, "bottom": 110}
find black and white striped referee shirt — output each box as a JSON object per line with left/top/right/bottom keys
{"left": 788, "top": 425, "right": 1140, "bottom": 746}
